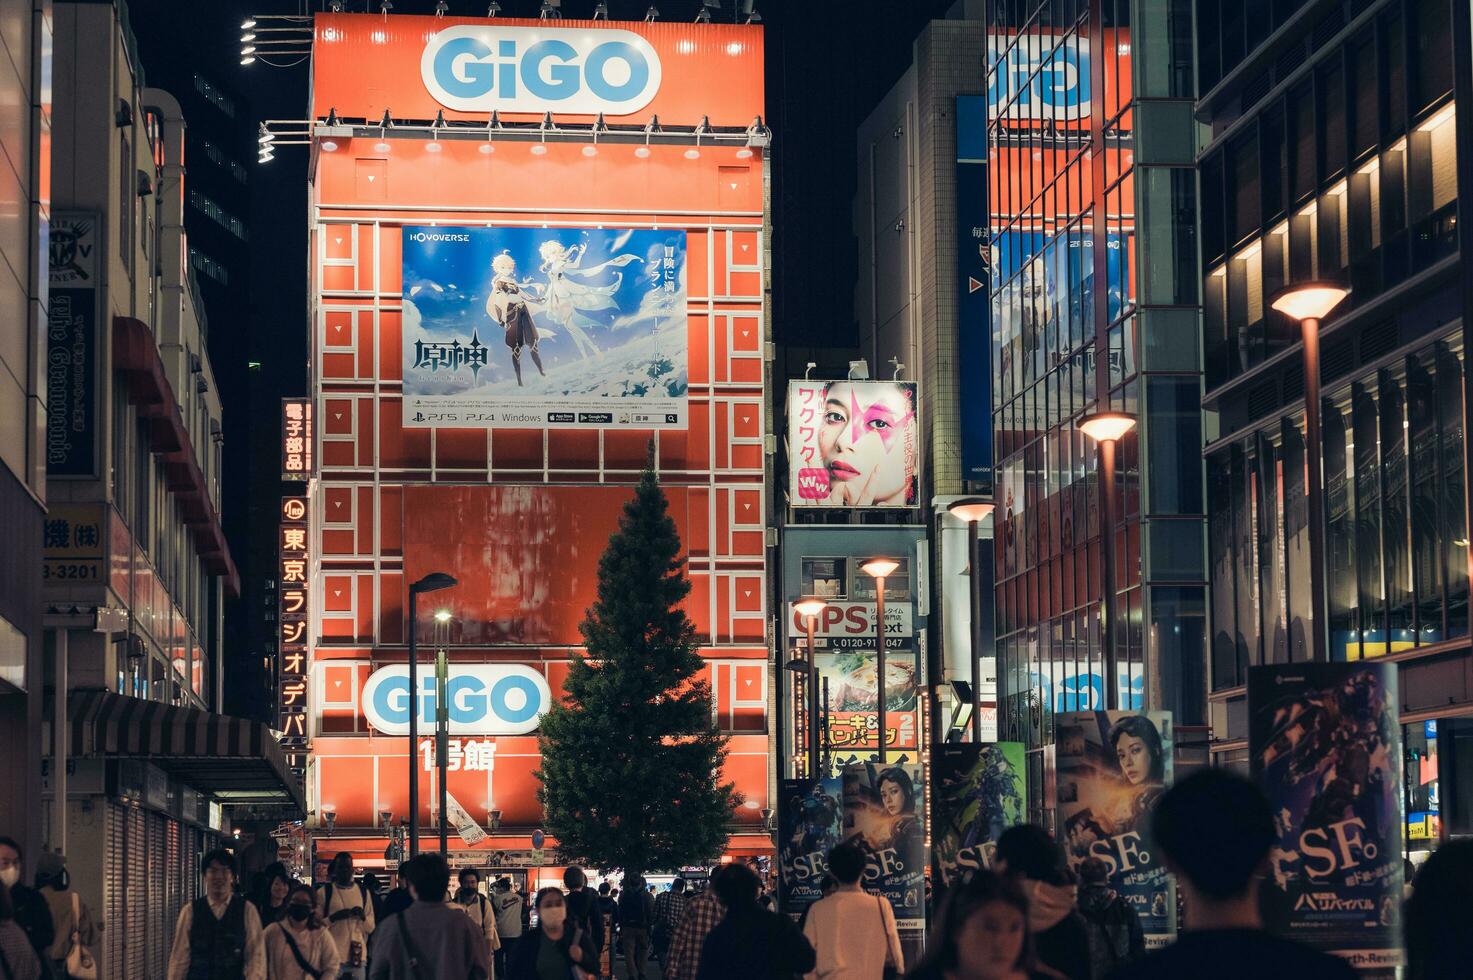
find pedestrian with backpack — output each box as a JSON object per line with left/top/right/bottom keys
{"left": 264, "top": 884, "right": 340, "bottom": 980}
{"left": 34, "top": 851, "right": 97, "bottom": 980}
{"left": 448, "top": 870, "right": 500, "bottom": 968}
{"left": 319, "top": 854, "right": 374, "bottom": 980}
{"left": 367, "top": 855, "right": 487, "bottom": 980}
{"left": 1075, "top": 858, "right": 1143, "bottom": 978}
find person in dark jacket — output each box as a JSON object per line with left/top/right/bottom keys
{"left": 695, "top": 863, "right": 814, "bottom": 980}
{"left": 0, "top": 837, "right": 54, "bottom": 966}
{"left": 505, "top": 887, "right": 599, "bottom": 980}
{"left": 617, "top": 875, "right": 655, "bottom": 980}
{"left": 166, "top": 848, "right": 267, "bottom": 980}
{"left": 561, "top": 868, "right": 605, "bottom": 956}
{"left": 1075, "top": 857, "right": 1143, "bottom": 978}
{"left": 379, "top": 868, "right": 413, "bottom": 920}
{"left": 994, "top": 826, "right": 1091, "bottom": 980}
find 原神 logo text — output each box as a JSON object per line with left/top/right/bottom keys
{"left": 413, "top": 332, "right": 490, "bottom": 378}
{"left": 422, "top": 25, "right": 662, "bottom": 115}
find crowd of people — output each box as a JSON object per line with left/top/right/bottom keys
{"left": 4, "top": 773, "right": 1472, "bottom": 980}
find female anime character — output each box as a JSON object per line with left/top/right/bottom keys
{"left": 1106, "top": 714, "right": 1166, "bottom": 832}
{"left": 536, "top": 239, "right": 640, "bottom": 360}
{"left": 487, "top": 252, "right": 545, "bottom": 386}
{"left": 816, "top": 381, "right": 917, "bottom": 507}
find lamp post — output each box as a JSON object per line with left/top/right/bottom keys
{"left": 793, "top": 598, "right": 829, "bottom": 779}
{"left": 1076, "top": 412, "right": 1136, "bottom": 710}
{"left": 860, "top": 558, "right": 900, "bottom": 764}
{"left": 1271, "top": 281, "right": 1349, "bottom": 662}
{"left": 948, "top": 498, "right": 995, "bottom": 742}
{"left": 434, "top": 608, "right": 452, "bottom": 856}
{"left": 407, "top": 572, "right": 456, "bottom": 858}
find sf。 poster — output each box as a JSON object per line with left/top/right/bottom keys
{"left": 1055, "top": 711, "right": 1175, "bottom": 947}
{"left": 787, "top": 380, "right": 919, "bottom": 507}
{"left": 1250, "top": 662, "right": 1403, "bottom": 973}
{"left": 932, "top": 742, "right": 1026, "bottom": 887}
{"left": 401, "top": 226, "right": 688, "bottom": 428}
{"left": 778, "top": 777, "right": 843, "bottom": 918}
{"left": 841, "top": 762, "right": 925, "bottom": 931}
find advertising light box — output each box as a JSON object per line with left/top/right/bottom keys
{"left": 402, "top": 225, "right": 688, "bottom": 429}
{"left": 787, "top": 380, "right": 920, "bottom": 508}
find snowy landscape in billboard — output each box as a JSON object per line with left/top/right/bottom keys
{"left": 401, "top": 226, "right": 688, "bottom": 428}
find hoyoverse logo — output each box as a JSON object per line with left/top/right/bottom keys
{"left": 407, "top": 231, "right": 471, "bottom": 243}
{"left": 422, "top": 25, "right": 662, "bottom": 114}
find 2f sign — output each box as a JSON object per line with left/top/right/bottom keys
{"left": 423, "top": 25, "right": 662, "bottom": 115}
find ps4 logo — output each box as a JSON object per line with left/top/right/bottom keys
{"left": 422, "top": 25, "right": 662, "bottom": 115}
{"left": 987, "top": 36, "right": 1092, "bottom": 120}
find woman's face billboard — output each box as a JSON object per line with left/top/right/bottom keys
{"left": 788, "top": 380, "right": 919, "bottom": 508}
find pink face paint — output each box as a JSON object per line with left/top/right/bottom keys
{"left": 849, "top": 389, "right": 914, "bottom": 450}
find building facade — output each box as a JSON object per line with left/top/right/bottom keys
{"left": 985, "top": 0, "right": 1204, "bottom": 812}
{"left": 1196, "top": 0, "right": 1473, "bottom": 865}
{"left": 292, "top": 11, "right": 774, "bottom": 880}
{"left": 44, "top": 4, "right": 302, "bottom": 976}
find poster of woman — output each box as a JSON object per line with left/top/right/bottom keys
{"left": 1054, "top": 710, "right": 1175, "bottom": 946}
{"left": 841, "top": 763, "right": 926, "bottom": 931}
{"left": 787, "top": 380, "right": 919, "bottom": 508}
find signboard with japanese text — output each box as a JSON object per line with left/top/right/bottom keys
{"left": 278, "top": 494, "right": 310, "bottom": 777}
{"left": 956, "top": 95, "right": 993, "bottom": 490}
{"left": 1250, "top": 662, "right": 1403, "bottom": 973}
{"left": 786, "top": 380, "right": 919, "bottom": 508}
{"left": 281, "top": 399, "right": 315, "bottom": 480}
{"left": 46, "top": 214, "right": 101, "bottom": 478}
{"left": 42, "top": 503, "right": 105, "bottom": 583}
{"left": 1055, "top": 711, "right": 1176, "bottom": 947}
{"left": 401, "top": 226, "right": 688, "bottom": 429}
{"left": 841, "top": 762, "right": 926, "bottom": 932}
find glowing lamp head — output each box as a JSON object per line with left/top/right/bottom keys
{"left": 948, "top": 497, "right": 995, "bottom": 523}
{"left": 634, "top": 145, "right": 652, "bottom": 158}
{"left": 794, "top": 597, "right": 828, "bottom": 620}
{"left": 530, "top": 143, "right": 548, "bottom": 156}
{"left": 683, "top": 147, "right": 700, "bottom": 159}
{"left": 861, "top": 557, "right": 901, "bottom": 580}
{"left": 1270, "top": 281, "right": 1349, "bottom": 322}
{"left": 1077, "top": 411, "right": 1137, "bottom": 443}
{"left": 582, "top": 145, "right": 598, "bottom": 157}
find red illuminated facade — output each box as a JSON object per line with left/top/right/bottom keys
{"left": 299, "top": 13, "right": 772, "bottom": 872}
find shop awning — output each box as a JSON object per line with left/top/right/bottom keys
{"left": 66, "top": 691, "right": 305, "bottom": 816}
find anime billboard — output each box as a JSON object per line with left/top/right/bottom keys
{"left": 402, "top": 226, "right": 688, "bottom": 428}
{"left": 1249, "top": 663, "right": 1403, "bottom": 973}
{"left": 1055, "top": 711, "right": 1175, "bottom": 947}
{"left": 787, "top": 380, "right": 919, "bottom": 508}
{"left": 778, "top": 777, "right": 843, "bottom": 917}
{"left": 932, "top": 742, "right": 1025, "bottom": 887}
{"left": 841, "top": 762, "right": 925, "bottom": 931}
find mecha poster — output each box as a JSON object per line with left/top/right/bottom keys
{"left": 777, "top": 777, "right": 843, "bottom": 918}
{"left": 932, "top": 742, "right": 1026, "bottom": 887}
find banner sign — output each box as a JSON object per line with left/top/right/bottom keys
{"left": 787, "top": 601, "right": 912, "bottom": 642}
{"left": 1055, "top": 711, "right": 1175, "bottom": 947}
{"left": 281, "top": 399, "right": 315, "bottom": 481}
{"left": 46, "top": 213, "right": 100, "bottom": 478}
{"left": 363, "top": 663, "right": 552, "bottom": 735}
{"left": 278, "top": 495, "right": 310, "bottom": 778}
{"left": 815, "top": 648, "right": 920, "bottom": 753}
{"left": 444, "top": 790, "right": 488, "bottom": 846}
{"left": 1249, "top": 662, "right": 1403, "bottom": 972}
{"left": 401, "top": 226, "right": 688, "bottom": 429}
{"left": 841, "top": 762, "right": 926, "bottom": 931}
{"left": 956, "top": 95, "right": 992, "bottom": 491}
{"left": 787, "top": 380, "right": 919, "bottom": 508}
{"left": 932, "top": 742, "right": 1025, "bottom": 887}
{"left": 42, "top": 503, "right": 105, "bottom": 583}
{"left": 778, "top": 777, "right": 843, "bottom": 917}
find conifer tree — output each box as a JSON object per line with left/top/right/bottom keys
{"left": 536, "top": 460, "right": 737, "bottom": 877}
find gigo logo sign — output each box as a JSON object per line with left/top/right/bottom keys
{"left": 362, "top": 664, "right": 551, "bottom": 736}
{"left": 422, "top": 25, "right": 662, "bottom": 115}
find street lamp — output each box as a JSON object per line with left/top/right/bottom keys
{"left": 1271, "top": 281, "right": 1349, "bottom": 662}
{"left": 434, "top": 610, "right": 454, "bottom": 856}
{"left": 860, "top": 558, "right": 900, "bottom": 763}
{"left": 408, "top": 572, "right": 457, "bottom": 858}
{"left": 1077, "top": 412, "right": 1137, "bottom": 710}
{"left": 793, "top": 597, "right": 829, "bottom": 779}
{"left": 948, "top": 498, "right": 995, "bottom": 742}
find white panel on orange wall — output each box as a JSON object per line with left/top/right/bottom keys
{"left": 321, "top": 485, "right": 355, "bottom": 527}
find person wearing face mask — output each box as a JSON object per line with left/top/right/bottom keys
{"left": 367, "top": 855, "right": 487, "bottom": 980}
{"left": 264, "top": 884, "right": 341, "bottom": 980}
{"left": 0, "top": 837, "right": 55, "bottom": 968}
{"left": 448, "top": 870, "right": 500, "bottom": 968}
{"left": 504, "top": 888, "right": 598, "bottom": 980}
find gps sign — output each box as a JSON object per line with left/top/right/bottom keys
{"left": 362, "top": 664, "right": 551, "bottom": 736}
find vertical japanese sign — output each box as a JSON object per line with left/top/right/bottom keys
{"left": 278, "top": 495, "right": 310, "bottom": 779}
{"left": 956, "top": 95, "right": 992, "bottom": 491}
{"left": 1250, "top": 663, "right": 1403, "bottom": 974}
{"left": 777, "top": 777, "right": 843, "bottom": 918}
{"left": 41, "top": 503, "right": 105, "bottom": 583}
{"left": 786, "top": 380, "right": 919, "bottom": 508}
{"left": 281, "top": 399, "right": 315, "bottom": 481}
{"left": 932, "top": 742, "right": 1025, "bottom": 887}
{"left": 841, "top": 762, "right": 926, "bottom": 931}
{"left": 46, "top": 214, "right": 100, "bottom": 478}
{"left": 1055, "top": 711, "right": 1175, "bottom": 947}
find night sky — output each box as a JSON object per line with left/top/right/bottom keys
{"left": 125, "top": 0, "right": 956, "bottom": 708}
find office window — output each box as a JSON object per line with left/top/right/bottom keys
{"left": 1411, "top": 0, "right": 1452, "bottom": 112}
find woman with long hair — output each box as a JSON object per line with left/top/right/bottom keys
{"left": 505, "top": 887, "right": 599, "bottom": 980}
{"left": 1106, "top": 715, "right": 1166, "bottom": 830}
{"left": 253, "top": 863, "right": 294, "bottom": 926}
{"left": 907, "top": 872, "right": 1056, "bottom": 980}
{"left": 263, "top": 883, "right": 340, "bottom": 980}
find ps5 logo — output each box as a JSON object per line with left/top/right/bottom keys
{"left": 422, "top": 25, "right": 662, "bottom": 114}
